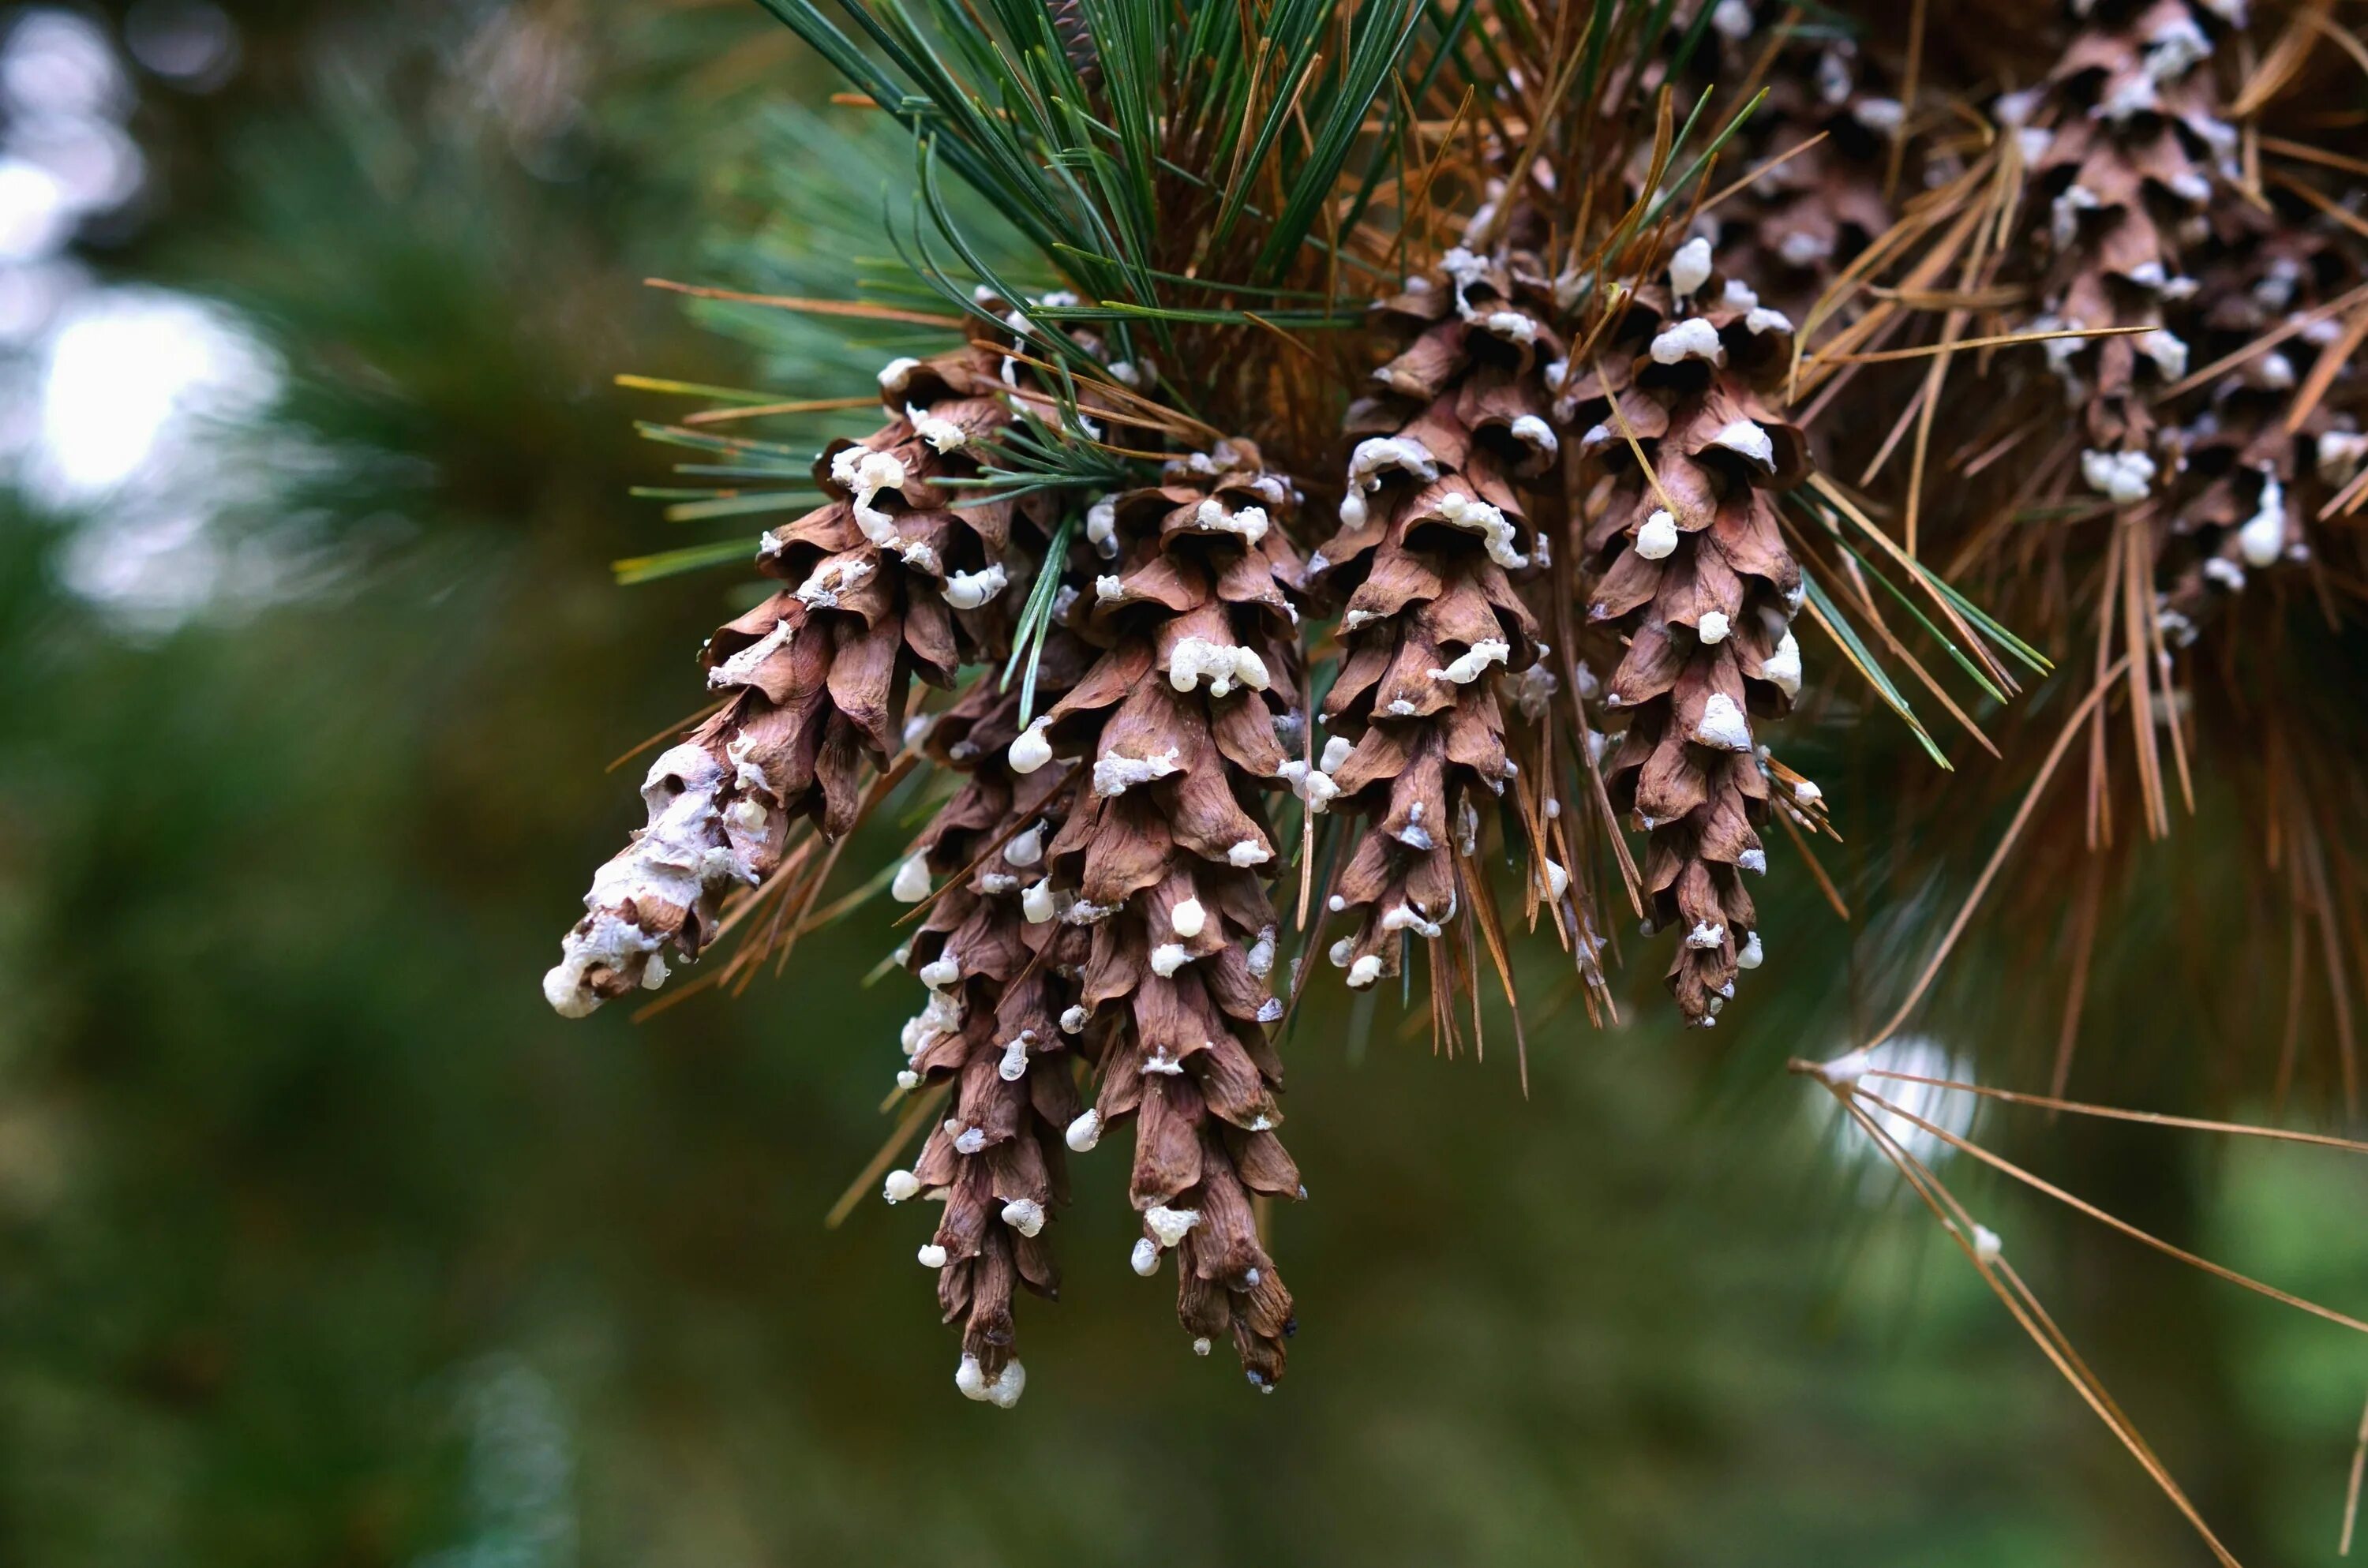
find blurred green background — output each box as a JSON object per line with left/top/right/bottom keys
{"left": 0, "top": 2, "right": 2361, "bottom": 1562}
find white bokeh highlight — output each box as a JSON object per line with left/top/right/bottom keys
{"left": 0, "top": 9, "right": 290, "bottom": 631}
{"left": 1830, "top": 1035, "right": 1980, "bottom": 1188}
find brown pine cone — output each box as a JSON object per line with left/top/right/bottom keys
{"left": 2169, "top": 223, "right": 2349, "bottom": 625}
{"left": 1009, "top": 441, "right": 1310, "bottom": 1389}
{"left": 1687, "top": 2, "right": 1902, "bottom": 323}
{"left": 1310, "top": 249, "right": 1564, "bottom": 990}
{"left": 1561, "top": 246, "right": 1812, "bottom": 1026}
{"left": 1045, "top": 0, "right": 1100, "bottom": 95}
{"left": 543, "top": 339, "right": 1038, "bottom": 1016}
{"left": 884, "top": 633, "right": 1097, "bottom": 1409}
{"left": 2003, "top": 0, "right": 2239, "bottom": 496}
{"left": 2157, "top": 209, "right": 2365, "bottom": 630}
{"left": 1973, "top": 0, "right": 2366, "bottom": 632}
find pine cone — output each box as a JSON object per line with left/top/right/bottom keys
{"left": 1309, "top": 249, "right": 1563, "bottom": 990}
{"left": 1561, "top": 249, "right": 1811, "bottom": 1025}
{"left": 885, "top": 634, "right": 1096, "bottom": 1409}
{"left": 1691, "top": 2, "right": 1902, "bottom": 321}
{"left": 1045, "top": 0, "right": 1100, "bottom": 95}
{"left": 1008, "top": 440, "right": 1310, "bottom": 1388}
{"left": 2157, "top": 209, "right": 2364, "bottom": 628}
{"left": 2004, "top": 0, "right": 2235, "bottom": 499}
{"left": 543, "top": 340, "right": 1034, "bottom": 1016}
{"left": 1991, "top": 0, "right": 2365, "bottom": 629}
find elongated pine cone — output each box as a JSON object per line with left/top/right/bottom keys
{"left": 999, "top": 441, "right": 1310, "bottom": 1390}
{"left": 1687, "top": 1, "right": 1901, "bottom": 321}
{"left": 882, "top": 633, "right": 1096, "bottom": 1409}
{"left": 1310, "top": 248, "right": 1563, "bottom": 990}
{"left": 2159, "top": 209, "right": 2363, "bottom": 627}
{"left": 2000, "top": 0, "right": 2364, "bottom": 631}
{"left": 1045, "top": 0, "right": 1100, "bottom": 94}
{"left": 2004, "top": 0, "right": 2232, "bottom": 521}
{"left": 1561, "top": 246, "right": 1812, "bottom": 1025}
{"left": 543, "top": 339, "right": 1038, "bottom": 1016}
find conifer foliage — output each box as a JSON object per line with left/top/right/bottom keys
{"left": 544, "top": 0, "right": 2368, "bottom": 1426}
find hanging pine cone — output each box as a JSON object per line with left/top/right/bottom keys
{"left": 2156, "top": 200, "right": 2365, "bottom": 629}
{"left": 1005, "top": 440, "right": 1310, "bottom": 1388}
{"left": 1689, "top": 2, "right": 1902, "bottom": 323}
{"left": 1561, "top": 244, "right": 1812, "bottom": 1025}
{"left": 882, "top": 632, "right": 1096, "bottom": 1408}
{"left": 1310, "top": 249, "right": 1564, "bottom": 991}
{"left": 1946, "top": 0, "right": 2365, "bottom": 711}
{"left": 542, "top": 339, "right": 1037, "bottom": 1016}
{"left": 2001, "top": 0, "right": 2239, "bottom": 519}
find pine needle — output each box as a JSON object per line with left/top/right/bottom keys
{"left": 683, "top": 395, "right": 881, "bottom": 426}
{"left": 2284, "top": 304, "right": 2368, "bottom": 435}
{"left": 1808, "top": 1078, "right": 2246, "bottom": 1568}
{"left": 1882, "top": 0, "right": 1926, "bottom": 203}
{"left": 614, "top": 373, "right": 809, "bottom": 403}
{"left": 825, "top": 1083, "right": 950, "bottom": 1229}
{"left": 605, "top": 697, "right": 733, "bottom": 773}
{"left": 1851, "top": 1067, "right": 2368, "bottom": 1155}
{"left": 2050, "top": 853, "right": 2105, "bottom": 1102}
{"left": 1794, "top": 565, "right": 1955, "bottom": 767}
{"left": 1853, "top": 1085, "right": 2368, "bottom": 1338}
{"left": 2344, "top": 1387, "right": 2368, "bottom": 1555}
{"left": 1771, "top": 802, "right": 1850, "bottom": 922}
{"left": 1869, "top": 654, "right": 2134, "bottom": 1049}
{"left": 646, "top": 275, "right": 969, "bottom": 328}
{"left": 2259, "top": 133, "right": 2368, "bottom": 180}
{"left": 1809, "top": 323, "right": 2153, "bottom": 367}
{"left": 1696, "top": 130, "right": 1827, "bottom": 215}
{"left": 1456, "top": 845, "right": 1530, "bottom": 1098}
{"left": 612, "top": 538, "right": 761, "bottom": 583}
{"left": 2157, "top": 278, "right": 2368, "bottom": 399}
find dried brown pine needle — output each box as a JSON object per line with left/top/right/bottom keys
{"left": 1804, "top": 1071, "right": 2246, "bottom": 1568}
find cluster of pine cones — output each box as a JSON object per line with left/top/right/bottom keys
{"left": 541, "top": 0, "right": 2368, "bottom": 1403}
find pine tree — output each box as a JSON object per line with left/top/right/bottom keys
{"left": 540, "top": 24, "right": 2368, "bottom": 1553}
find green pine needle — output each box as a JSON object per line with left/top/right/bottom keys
{"left": 999, "top": 511, "right": 1081, "bottom": 724}
{"left": 661, "top": 492, "right": 826, "bottom": 523}
{"left": 613, "top": 538, "right": 760, "bottom": 585}
{"left": 1800, "top": 570, "right": 1952, "bottom": 769}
